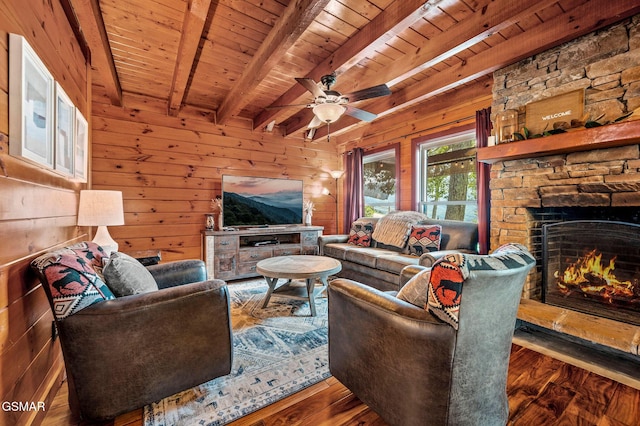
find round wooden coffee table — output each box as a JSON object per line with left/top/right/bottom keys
{"left": 256, "top": 255, "right": 342, "bottom": 316}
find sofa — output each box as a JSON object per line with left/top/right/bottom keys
{"left": 319, "top": 211, "right": 479, "bottom": 291}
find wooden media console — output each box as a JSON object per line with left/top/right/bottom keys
{"left": 202, "top": 226, "right": 324, "bottom": 280}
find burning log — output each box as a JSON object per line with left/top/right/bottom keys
{"left": 554, "top": 249, "right": 637, "bottom": 303}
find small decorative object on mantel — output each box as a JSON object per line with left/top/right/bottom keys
{"left": 303, "top": 199, "right": 315, "bottom": 226}
{"left": 525, "top": 89, "right": 584, "bottom": 136}
{"left": 495, "top": 109, "right": 518, "bottom": 143}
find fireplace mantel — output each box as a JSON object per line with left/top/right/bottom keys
{"left": 478, "top": 120, "right": 640, "bottom": 164}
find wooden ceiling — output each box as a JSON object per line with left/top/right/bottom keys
{"left": 70, "top": 0, "right": 640, "bottom": 141}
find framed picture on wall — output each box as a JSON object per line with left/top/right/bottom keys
{"left": 8, "top": 34, "right": 55, "bottom": 169}
{"left": 54, "top": 82, "right": 75, "bottom": 176}
{"left": 74, "top": 110, "right": 88, "bottom": 182}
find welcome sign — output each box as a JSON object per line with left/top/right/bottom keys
{"left": 525, "top": 89, "right": 585, "bottom": 135}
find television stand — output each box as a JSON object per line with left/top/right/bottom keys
{"left": 202, "top": 225, "right": 324, "bottom": 280}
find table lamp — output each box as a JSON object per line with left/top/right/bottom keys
{"left": 77, "top": 190, "right": 125, "bottom": 256}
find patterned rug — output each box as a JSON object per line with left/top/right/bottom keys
{"left": 143, "top": 278, "right": 330, "bottom": 426}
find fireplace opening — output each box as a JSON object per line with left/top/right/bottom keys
{"left": 542, "top": 220, "right": 640, "bottom": 325}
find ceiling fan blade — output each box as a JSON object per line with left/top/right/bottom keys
{"left": 295, "top": 77, "right": 326, "bottom": 99}
{"left": 265, "top": 102, "right": 311, "bottom": 110}
{"left": 343, "top": 84, "right": 391, "bottom": 102}
{"left": 307, "top": 115, "right": 323, "bottom": 129}
{"left": 345, "top": 106, "right": 377, "bottom": 122}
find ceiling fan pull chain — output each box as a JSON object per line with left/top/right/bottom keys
{"left": 327, "top": 122, "right": 331, "bottom": 143}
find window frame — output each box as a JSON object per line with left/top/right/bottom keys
{"left": 411, "top": 125, "right": 478, "bottom": 222}
{"left": 363, "top": 144, "right": 400, "bottom": 215}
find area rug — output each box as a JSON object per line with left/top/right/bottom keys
{"left": 143, "top": 278, "right": 330, "bottom": 426}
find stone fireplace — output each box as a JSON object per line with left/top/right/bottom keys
{"left": 483, "top": 15, "right": 640, "bottom": 356}
{"left": 482, "top": 11, "right": 640, "bottom": 378}
{"left": 483, "top": 139, "right": 640, "bottom": 357}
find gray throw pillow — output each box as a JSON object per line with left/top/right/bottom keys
{"left": 396, "top": 268, "right": 431, "bottom": 308}
{"left": 103, "top": 252, "right": 158, "bottom": 297}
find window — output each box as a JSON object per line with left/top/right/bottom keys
{"left": 363, "top": 147, "right": 398, "bottom": 217}
{"left": 418, "top": 132, "right": 477, "bottom": 222}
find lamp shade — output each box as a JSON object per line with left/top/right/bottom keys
{"left": 330, "top": 170, "right": 345, "bottom": 179}
{"left": 77, "top": 190, "right": 125, "bottom": 226}
{"left": 313, "top": 103, "right": 346, "bottom": 123}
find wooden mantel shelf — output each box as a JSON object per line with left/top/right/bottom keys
{"left": 478, "top": 119, "right": 640, "bottom": 164}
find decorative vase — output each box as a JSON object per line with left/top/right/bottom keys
{"left": 217, "top": 213, "right": 224, "bottom": 231}
{"left": 304, "top": 211, "right": 312, "bottom": 226}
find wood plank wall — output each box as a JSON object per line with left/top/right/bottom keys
{"left": 0, "top": 0, "right": 89, "bottom": 425}
{"left": 90, "top": 91, "right": 342, "bottom": 262}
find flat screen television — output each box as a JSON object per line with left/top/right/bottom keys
{"left": 222, "top": 175, "right": 304, "bottom": 227}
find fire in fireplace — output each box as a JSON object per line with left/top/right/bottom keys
{"left": 542, "top": 220, "right": 640, "bottom": 325}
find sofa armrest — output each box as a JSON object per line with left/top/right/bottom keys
{"left": 399, "top": 264, "right": 430, "bottom": 287}
{"left": 318, "top": 234, "right": 349, "bottom": 255}
{"left": 58, "top": 279, "right": 232, "bottom": 420}
{"left": 418, "top": 249, "right": 476, "bottom": 267}
{"left": 147, "top": 259, "right": 207, "bottom": 288}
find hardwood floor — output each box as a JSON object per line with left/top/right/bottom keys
{"left": 42, "top": 344, "right": 640, "bottom": 426}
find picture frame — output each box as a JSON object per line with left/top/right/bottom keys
{"left": 55, "top": 82, "right": 75, "bottom": 176}
{"left": 8, "top": 34, "right": 55, "bottom": 169}
{"left": 74, "top": 110, "right": 88, "bottom": 182}
{"left": 54, "top": 82, "right": 76, "bottom": 176}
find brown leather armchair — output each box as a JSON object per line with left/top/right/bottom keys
{"left": 328, "top": 244, "right": 535, "bottom": 426}
{"left": 31, "top": 243, "right": 233, "bottom": 421}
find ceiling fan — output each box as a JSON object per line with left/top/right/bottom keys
{"left": 268, "top": 73, "right": 391, "bottom": 139}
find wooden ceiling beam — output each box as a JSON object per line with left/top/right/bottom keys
{"left": 337, "top": 77, "right": 493, "bottom": 145}
{"left": 167, "top": 0, "right": 212, "bottom": 116}
{"left": 69, "top": 0, "right": 122, "bottom": 106}
{"left": 311, "top": 0, "right": 640, "bottom": 140}
{"left": 215, "top": 0, "right": 331, "bottom": 125}
{"left": 383, "top": 0, "right": 560, "bottom": 87}
{"left": 253, "top": 0, "right": 435, "bottom": 131}
{"left": 285, "top": 0, "right": 557, "bottom": 137}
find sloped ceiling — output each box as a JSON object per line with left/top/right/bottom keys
{"left": 70, "top": 0, "right": 640, "bottom": 140}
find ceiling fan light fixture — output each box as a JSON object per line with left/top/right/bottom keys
{"left": 313, "top": 103, "right": 346, "bottom": 123}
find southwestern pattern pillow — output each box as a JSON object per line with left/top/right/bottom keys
{"left": 347, "top": 221, "right": 375, "bottom": 247}
{"left": 407, "top": 224, "right": 441, "bottom": 256}
{"left": 31, "top": 242, "right": 115, "bottom": 320}
{"left": 427, "top": 253, "right": 468, "bottom": 329}
{"left": 427, "top": 243, "right": 535, "bottom": 329}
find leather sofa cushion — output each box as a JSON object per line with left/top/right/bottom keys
{"left": 376, "top": 253, "right": 421, "bottom": 275}
{"left": 418, "top": 219, "right": 478, "bottom": 251}
{"left": 344, "top": 247, "right": 397, "bottom": 268}
{"left": 323, "top": 243, "right": 356, "bottom": 260}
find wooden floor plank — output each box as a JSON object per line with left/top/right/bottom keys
{"left": 605, "top": 384, "right": 640, "bottom": 425}
{"left": 42, "top": 344, "right": 640, "bottom": 426}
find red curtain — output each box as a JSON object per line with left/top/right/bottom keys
{"left": 343, "top": 148, "right": 364, "bottom": 233}
{"left": 476, "top": 108, "right": 492, "bottom": 254}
